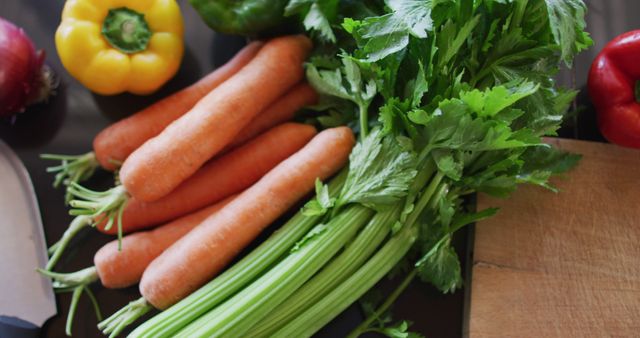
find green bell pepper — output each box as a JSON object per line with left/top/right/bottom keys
{"left": 189, "top": 0, "right": 290, "bottom": 36}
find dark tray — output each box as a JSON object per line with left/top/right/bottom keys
{"left": 2, "top": 0, "right": 626, "bottom": 337}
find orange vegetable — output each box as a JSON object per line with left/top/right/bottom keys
{"left": 96, "top": 196, "right": 235, "bottom": 289}
{"left": 140, "top": 126, "right": 356, "bottom": 309}
{"left": 50, "top": 123, "right": 317, "bottom": 271}
{"left": 96, "top": 122, "right": 317, "bottom": 234}
{"left": 226, "top": 82, "right": 318, "bottom": 150}
{"left": 38, "top": 196, "right": 234, "bottom": 336}
{"left": 93, "top": 41, "right": 263, "bottom": 170}
{"left": 119, "top": 35, "right": 312, "bottom": 202}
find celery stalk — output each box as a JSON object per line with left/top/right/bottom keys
{"left": 176, "top": 205, "right": 374, "bottom": 338}
{"left": 128, "top": 171, "right": 347, "bottom": 338}
{"left": 272, "top": 222, "right": 418, "bottom": 338}
{"left": 270, "top": 177, "right": 448, "bottom": 338}
{"left": 249, "top": 203, "right": 402, "bottom": 337}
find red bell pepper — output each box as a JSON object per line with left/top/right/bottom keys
{"left": 588, "top": 30, "right": 640, "bottom": 149}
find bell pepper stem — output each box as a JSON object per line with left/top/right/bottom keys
{"left": 101, "top": 7, "right": 152, "bottom": 53}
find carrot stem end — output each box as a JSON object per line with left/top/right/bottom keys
{"left": 40, "top": 152, "right": 99, "bottom": 203}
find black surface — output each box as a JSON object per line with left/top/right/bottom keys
{"left": 0, "top": 1, "right": 468, "bottom": 337}
{"left": 0, "top": 1, "right": 615, "bottom": 338}
{"left": 0, "top": 316, "right": 41, "bottom": 338}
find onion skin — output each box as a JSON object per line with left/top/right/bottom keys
{"left": 0, "top": 17, "right": 53, "bottom": 118}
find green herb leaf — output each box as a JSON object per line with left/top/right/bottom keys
{"left": 421, "top": 97, "right": 542, "bottom": 153}
{"left": 378, "top": 320, "right": 425, "bottom": 338}
{"left": 544, "top": 0, "right": 593, "bottom": 65}
{"left": 450, "top": 207, "right": 499, "bottom": 232}
{"left": 306, "top": 64, "right": 353, "bottom": 101}
{"left": 436, "top": 15, "right": 480, "bottom": 68}
{"left": 290, "top": 223, "right": 328, "bottom": 252}
{"left": 304, "top": 3, "right": 336, "bottom": 42}
{"left": 347, "top": 0, "right": 439, "bottom": 61}
{"left": 407, "top": 61, "right": 429, "bottom": 107}
{"left": 460, "top": 81, "right": 539, "bottom": 118}
{"left": 517, "top": 144, "right": 582, "bottom": 191}
{"left": 306, "top": 56, "right": 377, "bottom": 111}
{"left": 286, "top": 0, "right": 339, "bottom": 42}
{"left": 339, "top": 129, "right": 418, "bottom": 209}
{"left": 302, "top": 179, "right": 335, "bottom": 216}
{"left": 416, "top": 238, "right": 462, "bottom": 294}
{"left": 378, "top": 98, "right": 419, "bottom": 138}
{"left": 432, "top": 149, "right": 463, "bottom": 181}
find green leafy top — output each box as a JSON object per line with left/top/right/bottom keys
{"left": 339, "top": 129, "right": 418, "bottom": 209}
{"left": 288, "top": 0, "right": 590, "bottom": 332}
{"left": 544, "top": 0, "right": 592, "bottom": 65}
{"left": 344, "top": 0, "right": 439, "bottom": 62}
{"left": 286, "top": 0, "right": 339, "bottom": 42}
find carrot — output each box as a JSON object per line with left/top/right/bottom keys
{"left": 139, "top": 126, "right": 355, "bottom": 310}
{"left": 93, "top": 42, "right": 264, "bottom": 171}
{"left": 96, "top": 196, "right": 235, "bottom": 288}
{"left": 51, "top": 123, "right": 317, "bottom": 270}
{"left": 226, "top": 82, "right": 318, "bottom": 150}
{"left": 119, "top": 35, "right": 312, "bottom": 202}
{"left": 43, "top": 78, "right": 313, "bottom": 200}
{"left": 41, "top": 42, "right": 263, "bottom": 200}
{"left": 96, "top": 122, "right": 318, "bottom": 235}
{"left": 38, "top": 196, "right": 234, "bottom": 335}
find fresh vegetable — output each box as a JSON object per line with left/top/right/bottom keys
{"left": 225, "top": 82, "right": 318, "bottom": 149}
{"left": 42, "top": 77, "right": 313, "bottom": 202}
{"left": 0, "top": 17, "right": 56, "bottom": 118}
{"left": 56, "top": 0, "right": 184, "bottom": 95}
{"left": 141, "top": 126, "right": 350, "bottom": 308}
{"left": 41, "top": 41, "right": 261, "bottom": 200}
{"left": 100, "top": 198, "right": 235, "bottom": 287}
{"left": 189, "top": 0, "right": 289, "bottom": 36}
{"left": 93, "top": 41, "right": 263, "bottom": 171}
{"left": 250, "top": 202, "right": 403, "bottom": 337}
{"left": 47, "top": 122, "right": 318, "bottom": 269}
{"left": 131, "top": 0, "right": 590, "bottom": 337}
{"left": 179, "top": 205, "right": 374, "bottom": 338}
{"left": 272, "top": 209, "right": 419, "bottom": 338}
{"left": 100, "top": 126, "right": 354, "bottom": 336}
{"left": 588, "top": 30, "right": 640, "bottom": 149}
{"left": 95, "top": 122, "right": 318, "bottom": 235}
{"left": 37, "top": 196, "right": 233, "bottom": 335}
{"left": 129, "top": 171, "right": 347, "bottom": 338}
{"left": 119, "top": 34, "right": 311, "bottom": 202}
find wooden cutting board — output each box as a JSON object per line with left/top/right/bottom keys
{"left": 468, "top": 138, "right": 640, "bottom": 337}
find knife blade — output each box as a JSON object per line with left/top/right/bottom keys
{"left": 0, "top": 139, "right": 56, "bottom": 337}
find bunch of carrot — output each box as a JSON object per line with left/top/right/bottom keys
{"left": 39, "top": 35, "right": 357, "bottom": 336}
{"left": 43, "top": 39, "right": 316, "bottom": 268}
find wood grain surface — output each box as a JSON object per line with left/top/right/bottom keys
{"left": 468, "top": 138, "right": 640, "bottom": 338}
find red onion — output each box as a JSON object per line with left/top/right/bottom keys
{"left": 0, "top": 17, "right": 56, "bottom": 118}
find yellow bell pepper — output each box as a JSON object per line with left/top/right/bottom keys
{"left": 56, "top": 0, "right": 184, "bottom": 95}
